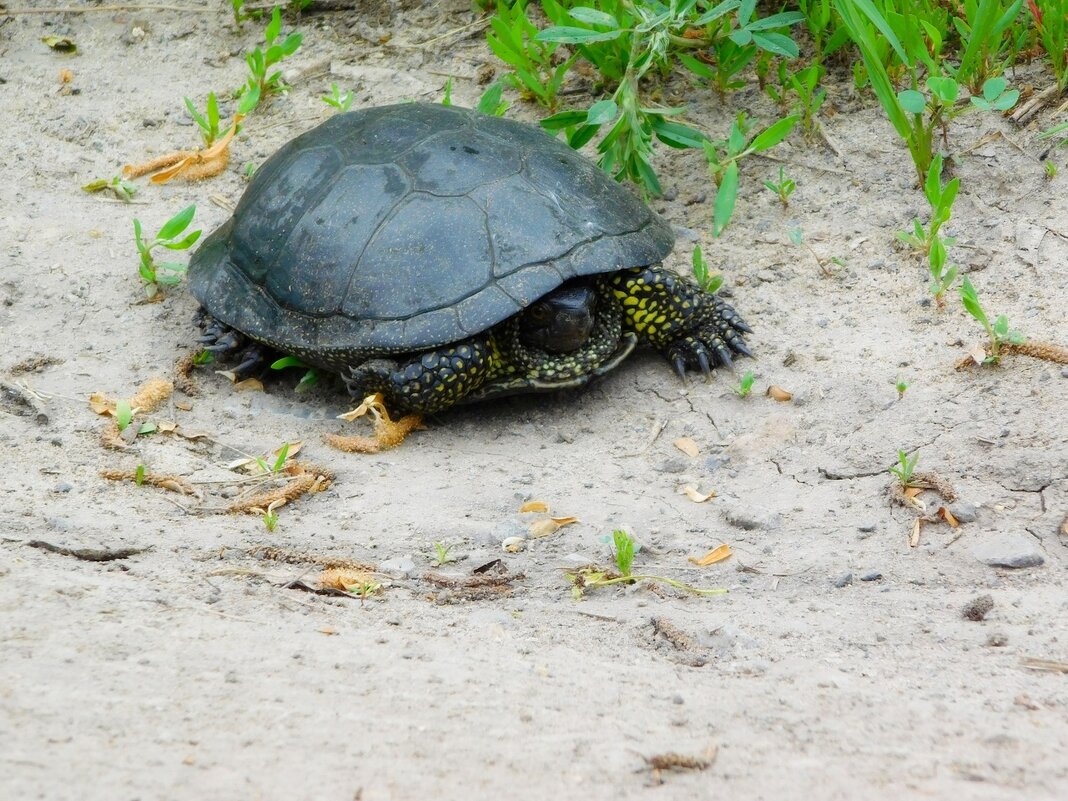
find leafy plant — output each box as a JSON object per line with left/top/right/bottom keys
{"left": 704, "top": 113, "right": 799, "bottom": 236}
{"left": 895, "top": 377, "right": 909, "bottom": 398}
{"left": 441, "top": 76, "right": 454, "bottom": 106}
{"left": 237, "top": 7, "right": 302, "bottom": 114}
{"left": 896, "top": 154, "right": 960, "bottom": 256}
{"left": 691, "top": 244, "right": 723, "bottom": 293}
{"left": 135, "top": 463, "right": 146, "bottom": 486}
{"left": 611, "top": 528, "right": 638, "bottom": 576}
{"left": 788, "top": 64, "right": 827, "bottom": 138}
{"left": 1028, "top": 0, "right": 1068, "bottom": 90}
{"left": 889, "top": 448, "right": 918, "bottom": 485}
{"left": 262, "top": 505, "right": 279, "bottom": 532}
{"left": 115, "top": 399, "right": 133, "bottom": 432}
{"left": 185, "top": 92, "right": 222, "bottom": 147}
{"left": 270, "top": 355, "right": 319, "bottom": 392}
{"left": 82, "top": 175, "right": 137, "bottom": 202}
{"left": 432, "top": 541, "right": 457, "bottom": 566}
{"left": 322, "top": 83, "right": 353, "bottom": 112}
{"left": 254, "top": 442, "right": 290, "bottom": 475}
{"left": 732, "top": 370, "right": 755, "bottom": 398}
{"left": 959, "top": 277, "right": 1025, "bottom": 362}
{"left": 133, "top": 205, "right": 201, "bottom": 299}
{"left": 926, "top": 235, "right": 959, "bottom": 306}
{"left": 487, "top": 0, "right": 577, "bottom": 110}
{"left": 763, "top": 165, "right": 796, "bottom": 207}
{"left": 476, "top": 81, "right": 511, "bottom": 116}
{"left": 952, "top": 0, "right": 1027, "bottom": 92}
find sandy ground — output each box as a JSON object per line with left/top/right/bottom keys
{"left": 2, "top": 2, "right": 1067, "bottom": 799}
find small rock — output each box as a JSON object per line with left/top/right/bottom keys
{"left": 658, "top": 457, "right": 688, "bottom": 474}
{"left": 858, "top": 522, "right": 877, "bottom": 533}
{"left": 962, "top": 594, "right": 994, "bottom": 621}
{"left": 47, "top": 517, "right": 72, "bottom": 531}
{"left": 834, "top": 572, "right": 853, "bottom": 588}
{"left": 723, "top": 507, "right": 782, "bottom": 531}
{"left": 561, "top": 552, "right": 597, "bottom": 567}
{"left": 949, "top": 501, "right": 978, "bottom": 523}
{"left": 972, "top": 533, "right": 1045, "bottom": 569}
{"left": 378, "top": 556, "right": 417, "bottom": 579}
{"left": 1061, "top": 367, "right": 1068, "bottom": 378}
{"left": 860, "top": 571, "right": 882, "bottom": 582}
{"left": 671, "top": 694, "right": 684, "bottom": 705}
{"left": 986, "top": 633, "right": 1008, "bottom": 647}
{"left": 53, "top": 482, "right": 73, "bottom": 493}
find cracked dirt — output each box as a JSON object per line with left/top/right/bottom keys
{"left": 1, "top": 2, "right": 1067, "bottom": 800}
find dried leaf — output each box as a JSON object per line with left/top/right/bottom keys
{"left": 59, "top": 69, "right": 74, "bottom": 83}
{"left": 679, "top": 484, "right": 715, "bottom": 503}
{"left": 903, "top": 487, "right": 924, "bottom": 499}
{"left": 327, "top": 393, "right": 422, "bottom": 452}
{"left": 968, "top": 343, "right": 988, "bottom": 365}
{"left": 673, "top": 437, "right": 700, "bottom": 457}
{"left": 319, "top": 567, "right": 377, "bottom": 592}
{"left": 175, "top": 400, "right": 193, "bottom": 411}
{"left": 157, "top": 420, "right": 177, "bottom": 433}
{"left": 318, "top": 627, "right": 339, "bottom": 636}
{"left": 529, "top": 519, "right": 560, "bottom": 538}
{"left": 215, "top": 370, "right": 238, "bottom": 383}
{"left": 909, "top": 518, "right": 923, "bottom": 548}
{"left": 89, "top": 392, "right": 114, "bottom": 415}
{"left": 519, "top": 500, "right": 549, "bottom": 513}
{"left": 766, "top": 385, "right": 793, "bottom": 401}
{"left": 937, "top": 506, "right": 960, "bottom": 528}
{"left": 502, "top": 536, "right": 525, "bottom": 553}
{"left": 42, "top": 35, "right": 76, "bottom": 51}
{"left": 550, "top": 516, "right": 578, "bottom": 527}
{"left": 689, "top": 543, "right": 732, "bottom": 566}
{"left": 233, "top": 378, "right": 264, "bottom": 392}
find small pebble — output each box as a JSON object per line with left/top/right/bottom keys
{"left": 858, "top": 522, "right": 877, "bottom": 533}
{"left": 948, "top": 501, "right": 978, "bottom": 523}
{"left": 1061, "top": 367, "right": 1068, "bottom": 378}
{"left": 972, "top": 533, "right": 1045, "bottom": 569}
{"left": 834, "top": 572, "right": 853, "bottom": 588}
{"left": 658, "top": 457, "right": 688, "bottom": 474}
{"left": 378, "top": 556, "right": 417, "bottom": 579}
{"left": 986, "top": 633, "right": 1008, "bottom": 647}
{"left": 53, "top": 482, "right": 73, "bottom": 493}
{"left": 860, "top": 571, "right": 882, "bottom": 582}
{"left": 962, "top": 594, "right": 994, "bottom": 621}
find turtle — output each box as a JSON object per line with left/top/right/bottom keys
{"left": 189, "top": 102, "right": 751, "bottom": 415}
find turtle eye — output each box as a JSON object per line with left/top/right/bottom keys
{"left": 528, "top": 305, "right": 550, "bottom": 323}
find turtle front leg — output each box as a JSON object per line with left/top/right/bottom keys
{"left": 343, "top": 338, "right": 498, "bottom": 415}
{"left": 608, "top": 266, "right": 752, "bottom": 379}
{"left": 194, "top": 309, "right": 271, "bottom": 377}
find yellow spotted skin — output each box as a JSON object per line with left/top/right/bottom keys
{"left": 342, "top": 267, "right": 750, "bottom": 414}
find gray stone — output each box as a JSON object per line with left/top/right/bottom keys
{"left": 858, "top": 522, "right": 878, "bottom": 533}
{"left": 972, "top": 533, "right": 1045, "bottom": 569}
{"left": 949, "top": 501, "right": 978, "bottom": 523}
{"left": 860, "top": 571, "right": 882, "bottom": 582}
{"left": 834, "top": 572, "right": 853, "bottom": 588}
{"left": 378, "top": 556, "right": 417, "bottom": 579}
{"left": 723, "top": 507, "right": 782, "bottom": 531}
{"left": 53, "top": 482, "right": 73, "bottom": 493}
{"left": 658, "top": 457, "right": 689, "bottom": 474}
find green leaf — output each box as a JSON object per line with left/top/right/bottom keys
{"left": 132, "top": 218, "right": 145, "bottom": 249}
{"left": 712, "top": 161, "right": 739, "bottom": 237}
{"left": 926, "top": 76, "right": 959, "bottom": 104}
{"left": 650, "top": 118, "right": 708, "bottom": 149}
{"left": 237, "top": 84, "right": 262, "bottom": 115}
{"left": 476, "top": 82, "right": 506, "bottom": 116}
{"left": 271, "top": 356, "right": 309, "bottom": 370}
{"left": 695, "top": 0, "right": 741, "bottom": 25}
{"left": 788, "top": 227, "right": 803, "bottom": 245}
{"left": 746, "top": 11, "right": 805, "bottom": 31}
{"left": 567, "top": 7, "right": 619, "bottom": 27}
{"left": 958, "top": 277, "right": 988, "bottom": 326}
{"left": 982, "top": 76, "right": 1006, "bottom": 101}
{"left": 992, "top": 90, "right": 1019, "bottom": 111}
{"left": 751, "top": 31, "right": 799, "bottom": 58}
{"left": 923, "top": 153, "right": 944, "bottom": 207}
{"left": 738, "top": 0, "right": 757, "bottom": 27}
{"left": 535, "top": 26, "right": 623, "bottom": 44}
{"left": 159, "top": 230, "right": 202, "bottom": 250}
{"left": 729, "top": 28, "right": 753, "bottom": 47}
{"left": 115, "top": 400, "right": 133, "bottom": 432}
{"left": 540, "top": 110, "right": 591, "bottom": 130}
{"left": 897, "top": 89, "right": 926, "bottom": 114}
{"left": 184, "top": 97, "right": 209, "bottom": 132}
{"left": 586, "top": 99, "right": 619, "bottom": 126}
{"left": 747, "top": 115, "right": 799, "bottom": 153}
{"left": 265, "top": 5, "right": 281, "bottom": 44}
{"left": 272, "top": 442, "right": 290, "bottom": 472}
{"left": 678, "top": 53, "right": 716, "bottom": 80}
{"left": 158, "top": 205, "right": 196, "bottom": 241}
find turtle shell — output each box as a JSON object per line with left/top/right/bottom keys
{"left": 188, "top": 103, "right": 674, "bottom": 356}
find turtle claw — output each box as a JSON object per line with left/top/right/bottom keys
{"left": 673, "top": 355, "right": 688, "bottom": 381}
{"left": 697, "top": 350, "right": 712, "bottom": 380}
{"left": 205, "top": 331, "right": 241, "bottom": 354}
{"left": 714, "top": 345, "right": 734, "bottom": 369}
{"left": 730, "top": 340, "right": 753, "bottom": 359}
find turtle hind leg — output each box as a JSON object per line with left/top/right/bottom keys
{"left": 194, "top": 309, "right": 271, "bottom": 380}
{"left": 343, "top": 338, "right": 497, "bottom": 415}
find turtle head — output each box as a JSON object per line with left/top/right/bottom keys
{"left": 518, "top": 280, "right": 597, "bottom": 353}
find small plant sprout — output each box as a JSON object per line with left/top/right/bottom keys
{"left": 237, "top": 6, "right": 302, "bottom": 113}
{"left": 115, "top": 399, "right": 133, "bottom": 432}
{"left": 243, "top": 162, "right": 258, "bottom": 181}
{"left": 958, "top": 277, "right": 1025, "bottom": 363}
{"left": 895, "top": 377, "right": 909, "bottom": 399}
{"left": 476, "top": 81, "right": 510, "bottom": 117}
{"left": 133, "top": 205, "right": 201, "bottom": 299}
{"left": 184, "top": 92, "right": 221, "bottom": 147}
{"left": 270, "top": 355, "right": 319, "bottom": 392}
{"left": 889, "top": 449, "right": 919, "bottom": 487}
{"left": 926, "top": 236, "right": 958, "bottom": 307}
{"left": 322, "top": 83, "right": 353, "bottom": 113}
{"left": 192, "top": 350, "right": 215, "bottom": 366}
{"left": 897, "top": 154, "right": 960, "bottom": 256}
{"left": 134, "top": 463, "right": 146, "bottom": 486}
{"left": 262, "top": 502, "right": 280, "bottom": 533}
{"left": 432, "top": 541, "right": 457, "bottom": 566}
{"left": 691, "top": 245, "right": 723, "bottom": 294}
{"left": 788, "top": 227, "right": 835, "bottom": 276}
{"left": 763, "top": 165, "right": 796, "bottom": 207}
{"left": 441, "top": 76, "right": 454, "bottom": 106}
{"left": 254, "top": 442, "right": 290, "bottom": 475}
{"left": 82, "top": 175, "right": 137, "bottom": 202}
{"left": 1044, "top": 160, "right": 1058, "bottom": 180}
{"left": 704, "top": 113, "right": 799, "bottom": 236}
{"left": 611, "top": 529, "right": 638, "bottom": 577}
{"left": 732, "top": 371, "right": 755, "bottom": 398}
{"left": 487, "top": 0, "right": 576, "bottom": 111}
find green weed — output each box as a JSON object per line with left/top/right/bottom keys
{"left": 236, "top": 7, "right": 302, "bottom": 114}
{"left": 270, "top": 356, "right": 319, "bottom": 392}
{"left": 763, "top": 165, "right": 796, "bottom": 207}
{"left": 897, "top": 154, "right": 960, "bottom": 256}
{"left": 133, "top": 205, "right": 201, "bottom": 299}
{"left": 184, "top": 92, "right": 222, "bottom": 147}
{"left": 704, "top": 113, "right": 799, "bottom": 236}
{"left": 82, "top": 175, "right": 137, "bottom": 202}
{"left": 488, "top": 0, "right": 577, "bottom": 110}
{"left": 611, "top": 528, "right": 637, "bottom": 576}
{"left": 432, "top": 541, "right": 457, "bottom": 566}
{"left": 1029, "top": 0, "right": 1068, "bottom": 89}
{"left": 691, "top": 244, "right": 723, "bottom": 293}
{"left": 322, "top": 83, "right": 353, "bottom": 112}
{"left": 889, "top": 449, "right": 918, "bottom": 486}
{"left": 895, "top": 377, "right": 909, "bottom": 398}
{"left": 477, "top": 81, "right": 511, "bottom": 116}
{"left": 959, "top": 277, "right": 1025, "bottom": 363}
{"left": 732, "top": 371, "right": 755, "bottom": 398}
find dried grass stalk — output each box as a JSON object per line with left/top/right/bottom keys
{"left": 324, "top": 411, "right": 422, "bottom": 453}
{"left": 319, "top": 567, "right": 378, "bottom": 591}
{"left": 248, "top": 545, "right": 375, "bottom": 572}
{"left": 174, "top": 352, "right": 200, "bottom": 396}
{"left": 131, "top": 377, "right": 173, "bottom": 413}
{"left": 228, "top": 474, "right": 318, "bottom": 514}
{"left": 101, "top": 468, "right": 197, "bottom": 496}
{"left": 1003, "top": 340, "right": 1068, "bottom": 364}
